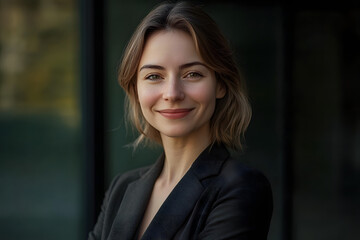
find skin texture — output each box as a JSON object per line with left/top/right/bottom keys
{"left": 136, "top": 29, "right": 225, "bottom": 239}
{"left": 137, "top": 29, "right": 225, "bottom": 145}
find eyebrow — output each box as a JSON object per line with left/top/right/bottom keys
{"left": 139, "top": 61, "right": 207, "bottom": 72}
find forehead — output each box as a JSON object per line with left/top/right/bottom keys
{"left": 139, "top": 30, "right": 202, "bottom": 68}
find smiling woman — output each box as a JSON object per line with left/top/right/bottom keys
{"left": 89, "top": 1, "right": 272, "bottom": 240}
{"left": 137, "top": 30, "right": 224, "bottom": 145}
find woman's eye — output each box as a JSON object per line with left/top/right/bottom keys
{"left": 146, "top": 74, "right": 162, "bottom": 81}
{"left": 185, "top": 72, "right": 203, "bottom": 79}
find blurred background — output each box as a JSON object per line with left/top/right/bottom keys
{"left": 0, "top": 0, "right": 359, "bottom": 239}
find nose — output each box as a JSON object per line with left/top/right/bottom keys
{"left": 162, "top": 76, "right": 185, "bottom": 101}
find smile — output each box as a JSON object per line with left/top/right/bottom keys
{"left": 157, "top": 108, "right": 194, "bottom": 119}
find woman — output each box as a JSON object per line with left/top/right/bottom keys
{"left": 89, "top": 2, "right": 273, "bottom": 239}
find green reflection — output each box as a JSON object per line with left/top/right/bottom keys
{"left": 0, "top": 0, "right": 81, "bottom": 239}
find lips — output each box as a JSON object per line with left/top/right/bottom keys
{"left": 158, "top": 108, "right": 194, "bottom": 119}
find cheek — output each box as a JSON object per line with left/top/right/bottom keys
{"left": 137, "top": 84, "right": 159, "bottom": 110}
{"left": 187, "top": 83, "right": 217, "bottom": 106}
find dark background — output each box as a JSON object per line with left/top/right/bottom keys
{"left": 0, "top": 0, "right": 359, "bottom": 239}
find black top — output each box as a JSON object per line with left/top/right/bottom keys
{"left": 88, "top": 144, "right": 273, "bottom": 240}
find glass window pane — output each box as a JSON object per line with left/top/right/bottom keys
{"left": 0, "top": 0, "right": 82, "bottom": 239}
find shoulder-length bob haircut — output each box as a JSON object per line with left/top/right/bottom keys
{"left": 118, "top": 1, "right": 252, "bottom": 150}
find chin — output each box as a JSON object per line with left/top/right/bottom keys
{"left": 161, "top": 132, "right": 189, "bottom": 138}
{"left": 159, "top": 128, "right": 192, "bottom": 139}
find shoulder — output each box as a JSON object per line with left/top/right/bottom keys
{"left": 197, "top": 155, "right": 273, "bottom": 237}
{"left": 197, "top": 144, "right": 272, "bottom": 198}
{"left": 100, "top": 165, "right": 153, "bottom": 217}
{"left": 107, "top": 165, "right": 151, "bottom": 196}
{"left": 212, "top": 156, "right": 273, "bottom": 213}
{"left": 219, "top": 157, "right": 272, "bottom": 191}
{"left": 218, "top": 156, "right": 273, "bottom": 224}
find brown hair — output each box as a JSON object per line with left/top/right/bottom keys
{"left": 118, "top": 1, "right": 252, "bottom": 150}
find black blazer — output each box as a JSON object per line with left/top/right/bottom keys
{"left": 88, "top": 145, "right": 273, "bottom": 240}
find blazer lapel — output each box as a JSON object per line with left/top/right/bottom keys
{"left": 141, "top": 144, "right": 229, "bottom": 240}
{"left": 107, "top": 155, "right": 164, "bottom": 240}
{"left": 141, "top": 171, "right": 203, "bottom": 240}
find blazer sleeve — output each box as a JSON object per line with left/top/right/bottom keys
{"left": 88, "top": 174, "right": 122, "bottom": 240}
{"left": 198, "top": 168, "right": 273, "bottom": 240}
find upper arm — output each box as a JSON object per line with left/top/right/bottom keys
{"left": 87, "top": 174, "right": 123, "bottom": 240}
{"left": 87, "top": 166, "right": 150, "bottom": 240}
{"left": 199, "top": 169, "right": 273, "bottom": 240}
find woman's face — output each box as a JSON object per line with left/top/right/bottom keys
{"left": 136, "top": 30, "right": 225, "bottom": 141}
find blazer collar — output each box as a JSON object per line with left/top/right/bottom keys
{"left": 107, "top": 144, "right": 230, "bottom": 240}
{"left": 191, "top": 143, "right": 229, "bottom": 180}
{"left": 107, "top": 155, "right": 164, "bottom": 240}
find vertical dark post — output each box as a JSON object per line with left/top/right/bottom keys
{"left": 80, "top": 0, "right": 106, "bottom": 237}
{"left": 281, "top": 4, "right": 294, "bottom": 240}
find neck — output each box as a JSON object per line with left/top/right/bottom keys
{"left": 159, "top": 127, "right": 211, "bottom": 185}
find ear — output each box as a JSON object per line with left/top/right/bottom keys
{"left": 216, "top": 82, "right": 226, "bottom": 99}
